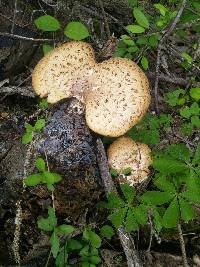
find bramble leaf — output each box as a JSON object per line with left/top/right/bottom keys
{"left": 162, "top": 198, "right": 180, "bottom": 228}
{"left": 109, "top": 208, "right": 127, "bottom": 229}
{"left": 100, "top": 225, "right": 115, "bottom": 239}
{"left": 133, "top": 8, "right": 149, "bottom": 28}
{"left": 154, "top": 176, "right": 176, "bottom": 193}
{"left": 83, "top": 229, "right": 101, "bottom": 248}
{"left": 57, "top": 224, "right": 75, "bottom": 235}
{"left": 140, "top": 191, "right": 174, "bottom": 205}
{"left": 193, "top": 143, "right": 200, "bottom": 165}
{"left": 64, "top": 22, "right": 90, "bottom": 40}
{"left": 179, "top": 197, "right": 196, "bottom": 222}
{"left": 120, "top": 183, "right": 135, "bottom": 203}
{"left": 134, "top": 205, "right": 148, "bottom": 225}
{"left": 125, "top": 208, "right": 138, "bottom": 232}
{"left": 181, "top": 190, "right": 200, "bottom": 203}
{"left": 190, "top": 87, "right": 200, "bottom": 101}
{"left": 165, "top": 144, "right": 192, "bottom": 162}
{"left": 106, "top": 192, "right": 126, "bottom": 209}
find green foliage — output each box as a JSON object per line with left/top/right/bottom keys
{"left": 64, "top": 22, "right": 90, "bottom": 40}
{"left": 22, "top": 119, "right": 46, "bottom": 144}
{"left": 133, "top": 7, "right": 149, "bottom": 29}
{"left": 128, "top": 113, "right": 173, "bottom": 145}
{"left": 100, "top": 225, "right": 114, "bottom": 239}
{"left": 42, "top": 44, "right": 54, "bottom": 55}
{"left": 34, "top": 15, "right": 60, "bottom": 31}
{"left": 39, "top": 98, "right": 49, "bottom": 109}
{"left": 24, "top": 158, "right": 62, "bottom": 191}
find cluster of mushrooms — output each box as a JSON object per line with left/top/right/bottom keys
{"left": 32, "top": 41, "right": 152, "bottom": 186}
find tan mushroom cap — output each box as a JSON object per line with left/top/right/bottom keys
{"left": 85, "top": 58, "right": 150, "bottom": 137}
{"left": 108, "top": 136, "right": 152, "bottom": 185}
{"left": 32, "top": 41, "right": 96, "bottom": 104}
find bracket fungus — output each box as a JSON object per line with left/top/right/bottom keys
{"left": 107, "top": 136, "right": 152, "bottom": 185}
{"left": 32, "top": 41, "right": 150, "bottom": 137}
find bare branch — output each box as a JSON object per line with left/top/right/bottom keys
{"left": 0, "top": 32, "right": 55, "bottom": 42}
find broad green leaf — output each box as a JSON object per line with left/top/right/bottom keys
{"left": 38, "top": 208, "right": 57, "bottom": 231}
{"left": 153, "top": 156, "right": 188, "bottom": 174}
{"left": 133, "top": 8, "right": 149, "bottom": 28}
{"left": 50, "top": 231, "right": 60, "bottom": 258}
{"left": 25, "top": 173, "right": 43, "bottom": 186}
{"left": 67, "top": 239, "right": 83, "bottom": 250}
{"left": 122, "top": 167, "right": 132, "bottom": 175}
{"left": 127, "top": 46, "right": 139, "bottom": 53}
{"left": 141, "top": 56, "right": 149, "bottom": 70}
{"left": 191, "top": 116, "right": 200, "bottom": 127}
{"left": 153, "top": 208, "right": 163, "bottom": 234}
{"left": 181, "top": 122, "right": 193, "bottom": 136}
{"left": 110, "top": 168, "right": 118, "bottom": 177}
{"left": 190, "top": 88, "right": 200, "bottom": 101}
{"left": 34, "top": 119, "right": 45, "bottom": 131}
{"left": 83, "top": 229, "right": 101, "bottom": 248}
{"left": 148, "top": 35, "right": 159, "bottom": 47}
{"left": 109, "top": 208, "right": 127, "bottom": 229}
{"left": 25, "top": 123, "right": 33, "bottom": 132}
{"left": 42, "top": 44, "right": 54, "bottom": 55}
{"left": 154, "top": 176, "right": 176, "bottom": 193}
{"left": 185, "top": 172, "right": 200, "bottom": 191}
{"left": 43, "top": 171, "right": 62, "bottom": 184}
{"left": 100, "top": 225, "right": 114, "bottom": 239}
{"left": 154, "top": 3, "right": 168, "bottom": 16}
{"left": 55, "top": 247, "right": 68, "bottom": 267}
{"left": 165, "top": 89, "right": 185, "bottom": 107}
{"left": 121, "top": 35, "right": 135, "bottom": 46}
{"left": 125, "top": 208, "right": 138, "bottom": 232}
{"left": 79, "top": 245, "right": 89, "bottom": 256}
{"left": 64, "top": 22, "right": 90, "bottom": 40}
{"left": 140, "top": 191, "right": 174, "bottom": 205}
{"left": 162, "top": 198, "right": 180, "bottom": 228}
{"left": 39, "top": 98, "right": 48, "bottom": 110}
{"left": 165, "top": 144, "right": 192, "bottom": 162}
{"left": 193, "top": 143, "right": 200, "bottom": 165}
{"left": 120, "top": 183, "right": 135, "bottom": 202}
{"left": 179, "top": 196, "right": 196, "bottom": 222}
{"left": 180, "top": 102, "right": 199, "bottom": 119}
{"left": 35, "top": 158, "right": 46, "bottom": 172}
{"left": 106, "top": 192, "right": 125, "bottom": 209}
{"left": 134, "top": 205, "right": 148, "bottom": 225}
{"left": 125, "top": 24, "right": 145, "bottom": 33}
{"left": 57, "top": 224, "right": 75, "bottom": 235}
{"left": 128, "top": 0, "right": 138, "bottom": 7}
{"left": 90, "top": 255, "right": 101, "bottom": 264}
{"left": 22, "top": 132, "right": 33, "bottom": 144}
{"left": 181, "top": 190, "right": 200, "bottom": 203}
{"left": 34, "top": 15, "right": 60, "bottom": 32}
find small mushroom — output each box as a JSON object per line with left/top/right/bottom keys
{"left": 107, "top": 136, "right": 152, "bottom": 185}
{"left": 32, "top": 41, "right": 150, "bottom": 137}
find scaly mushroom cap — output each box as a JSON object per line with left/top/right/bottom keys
{"left": 85, "top": 58, "right": 150, "bottom": 137}
{"left": 108, "top": 136, "right": 152, "bottom": 185}
{"left": 32, "top": 41, "right": 150, "bottom": 137}
{"left": 32, "top": 41, "right": 96, "bottom": 104}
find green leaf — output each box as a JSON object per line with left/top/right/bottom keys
{"left": 64, "top": 22, "right": 90, "bottom": 40}
{"left": 106, "top": 192, "right": 125, "bottom": 209}
{"left": 67, "top": 239, "right": 83, "bottom": 251}
{"left": 191, "top": 116, "right": 200, "bottom": 127}
{"left": 165, "top": 89, "right": 185, "bottom": 107}
{"left": 181, "top": 190, "right": 200, "bottom": 203}
{"left": 109, "top": 208, "right": 127, "bottom": 229}
{"left": 34, "top": 119, "right": 45, "bottom": 131}
{"left": 79, "top": 245, "right": 89, "bottom": 257}
{"left": 140, "top": 191, "right": 174, "bottom": 205}
{"left": 34, "top": 15, "right": 60, "bottom": 32}
{"left": 128, "top": 0, "right": 138, "bottom": 7}
{"left": 134, "top": 205, "right": 148, "bottom": 225}
{"left": 181, "top": 52, "right": 193, "bottom": 63}
{"left": 153, "top": 208, "right": 163, "bottom": 234}
{"left": 42, "top": 44, "right": 54, "bottom": 55}
{"left": 39, "top": 98, "right": 49, "bottom": 110}
{"left": 55, "top": 246, "right": 68, "bottom": 267}
{"left": 162, "top": 198, "right": 180, "bottom": 228}
{"left": 154, "top": 3, "right": 168, "bottom": 16}
{"left": 50, "top": 231, "right": 60, "bottom": 258}
{"left": 190, "top": 88, "right": 200, "bottom": 101}
{"left": 154, "top": 176, "right": 176, "bottom": 193}
{"left": 43, "top": 171, "right": 62, "bottom": 185}
{"left": 181, "top": 123, "right": 193, "bottom": 136}
{"left": 25, "top": 123, "right": 33, "bottom": 132}
{"left": 90, "top": 255, "right": 101, "bottom": 264}
{"left": 125, "top": 208, "right": 138, "bottom": 232}
{"left": 193, "top": 143, "right": 200, "bottom": 165}
{"left": 153, "top": 155, "right": 188, "bottom": 174}
{"left": 122, "top": 167, "right": 132, "bottom": 175}
{"left": 24, "top": 173, "right": 43, "bottom": 186}
{"left": 133, "top": 8, "right": 149, "bottom": 28}
{"left": 125, "top": 24, "right": 145, "bottom": 34}
{"left": 180, "top": 102, "right": 199, "bottom": 119}
{"left": 22, "top": 132, "right": 33, "bottom": 144}
{"left": 141, "top": 56, "right": 149, "bottom": 70}
{"left": 179, "top": 196, "right": 196, "bottom": 222}
{"left": 148, "top": 35, "right": 159, "bottom": 47}
{"left": 83, "top": 229, "right": 101, "bottom": 248}
{"left": 35, "top": 158, "right": 46, "bottom": 172}
{"left": 121, "top": 35, "right": 135, "bottom": 46}
{"left": 165, "top": 144, "right": 192, "bottom": 162}
{"left": 57, "top": 224, "right": 75, "bottom": 235}
{"left": 100, "top": 225, "right": 115, "bottom": 239}
{"left": 37, "top": 208, "right": 57, "bottom": 231}
{"left": 120, "top": 183, "right": 135, "bottom": 203}
{"left": 110, "top": 168, "right": 119, "bottom": 177}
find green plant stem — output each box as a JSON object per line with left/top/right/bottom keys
{"left": 45, "top": 250, "right": 51, "bottom": 267}
{"left": 177, "top": 223, "right": 189, "bottom": 267}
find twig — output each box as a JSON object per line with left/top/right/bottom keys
{"left": 177, "top": 223, "right": 189, "bottom": 267}
{"left": 11, "top": 0, "right": 18, "bottom": 34}
{"left": 98, "top": 0, "right": 110, "bottom": 38}
{"left": 0, "top": 32, "right": 54, "bottom": 42}
{"left": 147, "top": 72, "right": 188, "bottom": 86}
{"left": 96, "top": 138, "right": 143, "bottom": 267}
{"left": 154, "top": 0, "right": 188, "bottom": 113}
